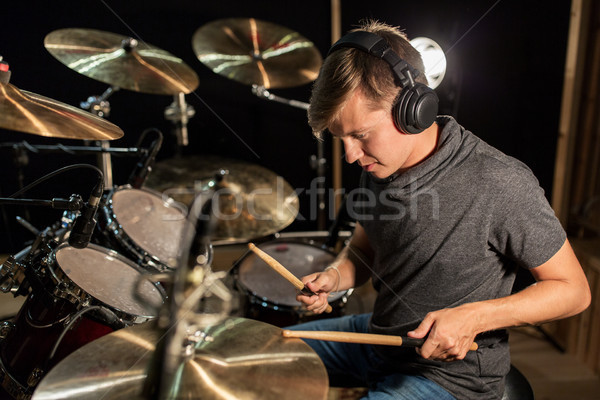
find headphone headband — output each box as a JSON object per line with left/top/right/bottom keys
{"left": 328, "top": 31, "right": 419, "bottom": 88}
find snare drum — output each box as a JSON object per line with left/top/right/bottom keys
{"left": 0, "top": 243, "right": 164, "bottom": 398}
{"left": 95, "top": 186, "right": 192, "bottom": 272}
{"left": 233, "top": 240, "right": 351, "bottom": 327}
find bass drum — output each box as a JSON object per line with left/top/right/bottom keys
{"left": 0, "top": 243, "right": 164, "bottom": 399}
{"left": 232, "top": 239, "right": 352, "bottom": 328}
{"left": 95, "top": 185, "right": 196, "bottom": 273}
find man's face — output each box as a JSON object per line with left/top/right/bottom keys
{"left": 328, "top": 90, "right": 426, "bottom": 179}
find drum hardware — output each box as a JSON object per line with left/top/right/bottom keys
{"left": 0, "top": 240, "right": 166, "bottom": 399}
{"left": 0, "top": 248, "right": 30, "bottom": 296}
{"left": 143, "top": 174, "right": 233, "bottom": 399}
{"left": 79, "top": 85, "right": 121, "bottom": 188}
{"left": 15, "top": 217, "right": 40, "bottom": 237}
{"left": 20, "top": 175, "right": 327, "bottom": 400}
{"left": 78, "top": 86, "right": 118, "bottom": 188}
{"left": 0, "top": 141, "right": 147, "bottom": 157}
{"left": 79, "top": 86, "right": 119, "bottom": 119}
{"left": 249, "top": 84, "right": 328, "bottom": 229}
{"left": 127, "top": 128, "right": 163, "bottom": 190}
{"left": 0, "top": 322, "right": 14, "bottom": 340}
{"left": 164, "top": 92, "right": 195, "bottom": 148}
{"left": 193, "top": 17, "right": 327, "bottom": 228}
{"left": 44, "top": 27, "right": 196, "bottom": 187}
{"left": 251, "top": 84, "right": 309, "bottom": 110}
{"left": 0, "top": 142, "right": 143, "bottom": 196}
{"left": 0, "top": 191, "right": 86, "bottom": 298}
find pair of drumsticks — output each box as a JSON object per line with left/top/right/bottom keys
{"left": 248, "top": 243, "right": 478, "bottom": 351}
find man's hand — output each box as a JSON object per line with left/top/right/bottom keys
{"left": 407, "top": 304, "right": 480, "bottom": 362}
{"left": 295, "top": 269, "right": 339, "bottom": 314}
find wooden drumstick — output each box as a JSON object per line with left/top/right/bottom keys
{"left": 282, "top": 330, "right": 479, "bottom": 351}
{"left": 248, "top": 243, "right": 333, "bottom": 313}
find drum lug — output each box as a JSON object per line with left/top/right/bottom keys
{"left": 26, "top": 367, "right": 43, "bottom": 388}
{"left": 0, "top": 255, "right": 26, "bottom": 293}
{"left": 0, "top": 321, "right": 15, "bottom": 339}
{"left": 52, "top": 281, "right": 86, "bottom": 306}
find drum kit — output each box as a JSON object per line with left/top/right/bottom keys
{"left": 0, "top": 18, "right": 349, "bottom": 400}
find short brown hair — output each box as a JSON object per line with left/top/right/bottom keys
{"left": 308, "top": 20, "right": 428, "bottom": 138}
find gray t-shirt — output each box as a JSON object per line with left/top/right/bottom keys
{"left": 354, "top": 116, "right": 565, "bottom": 399}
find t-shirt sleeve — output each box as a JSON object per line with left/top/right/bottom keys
{"left": 487, "top": 164, "right": 566, "bottom": 269}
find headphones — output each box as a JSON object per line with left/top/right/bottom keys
{"left": 328, "top": 31, "right": 439, "bottom": 134}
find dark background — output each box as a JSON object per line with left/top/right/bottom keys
{"left": 0, "top": 1, "right": 572, "bottom": 253}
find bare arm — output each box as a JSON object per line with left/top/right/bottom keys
{"left": 296, "top": 223, "right": 374, "bottom": 313}
{"left": 408, "top": 238, "right": 591, "bottom": 361}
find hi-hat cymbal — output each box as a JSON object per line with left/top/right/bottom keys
{"left": 44, "top": 28, "right": 199, "bottom": 95}
{"left": 0, "top": 82, "right": 123, "bottom": 140}
{"left": 143, "top": 155, "right": 299, "bottom": 241}
{"left": 32, "top": 317, "right": 328, "bottom": 400}
{"left": 192, "top": 18, "right": 322, "bottom": 89}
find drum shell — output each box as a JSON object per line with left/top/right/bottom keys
{"left": 0, "top": 291, "right": 113, "bottom": 398}
{"left": 232, "top": 238, "right": 351, "bottom": 328}
{"left": 0, "top": 243, "right": 165, "bottom": 398}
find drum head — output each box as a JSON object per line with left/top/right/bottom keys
{"left": 237, "top": 242, "right": 342, "bottom": 307}
{"left": 111, "top": 188, "right": 189, "bottom": 267}
{"left": 55, "top": 244, "right": 163, "bottom": 317}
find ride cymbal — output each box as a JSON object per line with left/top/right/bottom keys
{"left": 45, "top": 28, "right": 199, "bottom": 95}
{"left": 31, "top": 318, "right": 328, "bottom": 400}
{"left": 143, "top": 155, "right": 300, "bottom": 242}
{"left": 192, "top": 18, "right": 322, "bottom": 89}
{"left": 0, "top": 82, "right": 123, "bottom": 140}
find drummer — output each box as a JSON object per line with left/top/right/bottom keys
{"left": 292, "top": 20, "right": 591, "bottom": 399}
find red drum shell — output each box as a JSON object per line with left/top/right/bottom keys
{"left": 0, "top": 243, "right": 164, "bottom": 398}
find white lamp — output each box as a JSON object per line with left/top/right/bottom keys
{"left": 410, "top": 37, "right": 447, "bottom": 89}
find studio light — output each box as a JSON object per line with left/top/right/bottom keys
{"left": 410, "top": 37, "right": 446, "bottom": 89}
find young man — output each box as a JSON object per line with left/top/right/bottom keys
{"left": 292, "top": 20, "right": 591, "bottom": 399}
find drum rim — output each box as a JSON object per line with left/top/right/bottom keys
{"left": 100, "top": 185, "right": 189, "bottom": 269}
{"left": 233, "top": 239, "right": 348, "bottom": 308}
{"left": 54, "top": 242, "right": 165, "bottom": 318}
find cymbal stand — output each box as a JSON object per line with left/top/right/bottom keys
{"left": 80, "top": 85, "right": 120, "bottom": 188}
{"left": 164, "top": 92, "right": 195, "bottom": 150}
{"left": 144, "top": 172, "right": 231, "bottom": 399}
{"left": 252, "top": 85, "right": 328, "bottom": 229}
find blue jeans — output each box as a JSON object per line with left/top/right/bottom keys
{"left": 287, "top": 313, "right": 456, "bottom": 400}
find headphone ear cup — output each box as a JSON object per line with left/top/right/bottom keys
{"left": 393, "top": 84, "right": 439, "bottom": 134}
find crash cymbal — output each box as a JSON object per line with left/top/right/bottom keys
{"left": 45, "top": 28, "right": 199, "bottom": 95}
{"left": 192, "top": 18, "right": 322, "bottom": 89}
{"left": 143, "top": 155, "right": 299, "bottom": 241}
{"left": 0, "top": 82, "right": 123, "bottom": 140}
{"left": 32, "top": 317, "right": 328, "bottom": 400}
